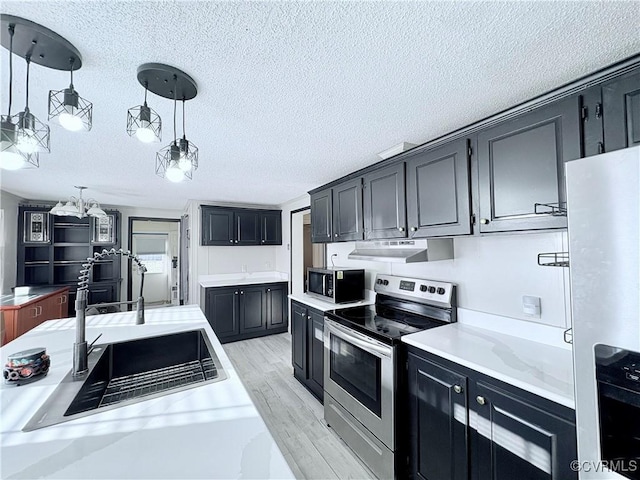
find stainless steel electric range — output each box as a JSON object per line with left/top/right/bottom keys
{"left": 323, "top": 273, "right": 457, "bottom": 479}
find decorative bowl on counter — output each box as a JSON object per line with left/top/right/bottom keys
{"left": 3, "top": 348, "right": 50, "bottom": 386}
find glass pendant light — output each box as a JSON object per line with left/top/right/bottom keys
{"left": 0, "top": 23, "right": 38, "bottom": 170}
{"left": 48, "top": 57, "right": 93, "bottom": 132}
{"left": 127, "top": 81, "right": 161, "bottom": 143}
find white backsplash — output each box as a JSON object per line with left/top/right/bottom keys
{"left": 327, "top": 231, "right": 570, "bottom": 328}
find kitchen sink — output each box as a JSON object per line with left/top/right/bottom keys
{"left": 23, "top": 329, "right": 227, "bottom": 431}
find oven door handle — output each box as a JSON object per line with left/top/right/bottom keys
{"left": 325, "top": 320, "right": 393, "bottom": 358}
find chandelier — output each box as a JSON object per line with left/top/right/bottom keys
{"left": 49, "top": 186, "right": 106, "bottom": 218}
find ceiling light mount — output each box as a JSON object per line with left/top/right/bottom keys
{"left": 0, "top": 14, "right": 82, "bottom": 70}
{"left": 137, "top": 63, "right": 198, "bottom": 100}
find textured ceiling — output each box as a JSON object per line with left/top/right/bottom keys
{"left": 1, "top": 1, "right": 639, "bottom": 210}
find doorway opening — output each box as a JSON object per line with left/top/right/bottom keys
{"left": 127, "top": 217, "right": 181, "bottom": 309}
{"left": 290, "top": 207, "right": 325, "bottom": 296}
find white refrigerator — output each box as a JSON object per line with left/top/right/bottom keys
{"left": 566, "top": 145, "right": 640, "bottom": 480}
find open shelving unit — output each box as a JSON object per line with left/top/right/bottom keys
{"left": 17, "top": 206, "right": 122, "bottom": 313}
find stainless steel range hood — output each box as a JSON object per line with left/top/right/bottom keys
{"left": 348, "top": 239, "right": 453, "bottom": 263}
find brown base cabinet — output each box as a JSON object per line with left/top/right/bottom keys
{"left": 406, "top": 346, "right": 577, "bottom": 480}
{"left": 1, "top": 287, "right": 69, "bottom": 346}
{"left": 200, "top": 282, "right": 288, "bottom": 344}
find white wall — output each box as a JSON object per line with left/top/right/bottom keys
{"left": 0, "top": 190, "right": 23, "bottom": 294}
{"left": 275, "top": 194, "right": 310, "bottom": 280}
{"left": 327, "top": 231, "right": 570, "bottom": 328}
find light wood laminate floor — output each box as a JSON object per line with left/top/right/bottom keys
{"left": 223, "top": 333, "right": 376, "bottom": 480}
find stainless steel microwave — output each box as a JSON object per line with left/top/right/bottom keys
{"left": 306, "top": 267, "right": 365, "bottom": 304}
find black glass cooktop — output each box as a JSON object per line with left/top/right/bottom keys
{"left": 326, "top": 303, "right": 449, "bottom": 344}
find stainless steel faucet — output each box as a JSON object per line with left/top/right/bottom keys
{"left": 73, "top": 248, "right": 147, "bottom": 376}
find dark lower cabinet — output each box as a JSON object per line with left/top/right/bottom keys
{"left": 201, "top": 282, "right": 288, "bottom": 343}
{"left": 291, "top": 300, "right": 324, "bottom": 402}
{"left": 406, "top": 347, "right": 577, "bottom": 480}
{"left": 602, "top": 69, "right": 640, "bottom": 152}
{"left": 477, "top": 95, "right": 581, "bottom": 233}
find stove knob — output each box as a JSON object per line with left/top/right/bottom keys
{"left": 428, "top": 286, "right": 436, "bottom": 294}
{"left": 382, "top": 280, "right": 389, "bottom": 286}
{"left": 377, "top": 279, "right": 383, "bottom": 285}
{"left": 437, "top": 287, "right": 446, "bottom": 295}
{"left": 420, "top": 285, "right": 428, "bottom": 292}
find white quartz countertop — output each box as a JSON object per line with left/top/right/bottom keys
{"left": 0, "top": 305, "right": 294, "bottom": 480}
{"left": 199, "top": 272, "right": 288, "bottom": 288}
{"left": 288, "top": 292, "right": 375, "bottom": 312}
{"left": 402, "top": 322, "right": 575, "bottom": 409}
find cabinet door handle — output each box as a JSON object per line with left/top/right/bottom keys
{"left": 267, "top": 288, "right": 271, "bottom": 292}
{"left": 398, "top": 227, "right": 405, "bottom": 232}
{"left": 240, "top": 291, "right": 244, "bottom": 295}
{"left": 235, "top": 291, "right": 238, "bottom": 295}
{"left": 307, "top": 315, "right": 311, "bottom": 320}
{"left": 334, "top": 233, "right": 339, "bottom": 237}
{"left": 229, "top": 239, "right": 233, "bottom": 243}
{"left": 453, "top": 385, "right": 463, "bottom": 394}
{"left": 479, "top": 218, "right": 489, "bottom": 225}
{"left": 410, "top": 227, "right": 417, "bottom": 232}
{"left": 476, "top": 395, "right": 486, "bottom": 405}
{"left": 31, "top": 307, "right": 39, "bottom": 318}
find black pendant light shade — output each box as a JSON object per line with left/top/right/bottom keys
{"left": 15, "top": 56, "right": 50, "bottom": 155}
{"left": 127, "top": 83, "right": 161, "bottom": 143}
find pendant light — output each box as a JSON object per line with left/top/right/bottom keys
{"left": 156, "top": 76, "right": 187, "bottom": 183}
{"left": 135, "top": 63, "right": 198, "bottom": 183}
{"left": 48, "top": 57, "right": 93, "bottom": 132}
{"left": 0, "top": 22, "right": 38, "bottom": 170}
{"left": 15, "top": 55, "right": 51, "bottom": 154}
{"left": 127, "top": 81, "right": 161, "bottom": 143}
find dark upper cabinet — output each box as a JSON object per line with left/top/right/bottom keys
{"left": 291, "top": 301, "right": 307, "bottom": 379}
{"left": 406, "top": 347, "right": 577, "bottom": 480}
{"left": 406, "top": 138, "right": 472, "bottom": 238}
{"left": 205, "top": 287, "right": 240, "bottom": 338}
{"left": 408, "top": 351, "right": 469, "bottom": 480}
{"left": 473, "top": 380, "right": 578, "bottom": 480}
{"left": 477, "top": 95, "right": 581, "bottom": 232}
{"left": 580, "top": 86, "right": 605, "bottom": 158}
{"left": 235, "top": 211, "right": 261, "bottom": 246}
{"left": 310, "top": 189, "right": 333, "bottom": 243}
{"left": 201, "top": 207, "right": 235, "bottom": 245}
{"left": 265, "top": 283, "right": 287, "bottom": 329}
{"left": 201, "top": 282, "right": 288, "bottom": 343}
{"left": 261, "top": 211, "right": 282, "bottom": 245}
{"left": 201, "top": 206, "right": 282, "bottom": 246}
{"left": 307, "top": 309, "right": 325, "bottom": 400}
{"left": 363, "top": 162, "right": 407, "bottom": 239}
{"left": 291, "top": 300, "right": 324, "bottom": 403}
{"left": 602, "top": 69, "right": 640, "bottom": 152}
{"left": 332, "top": 178, "right": 364, "bottom": 242}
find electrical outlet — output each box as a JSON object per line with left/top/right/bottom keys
{"left": 241, "top": 264, "right": 247, "bottom": 273}
{"left": 265, "top": 261, "right": 272, "bottom": 269}
{"left": 522, "top": 295, "right": 541, "bottom": 317}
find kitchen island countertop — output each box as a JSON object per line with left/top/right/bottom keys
{"left": 0, "top": 305, "right": 294, "bottom": 479}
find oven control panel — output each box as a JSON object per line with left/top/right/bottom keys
{"left": 374, "top": 274, "right": 455, "bottom": 308}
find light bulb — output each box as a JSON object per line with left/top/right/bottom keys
{"left": 165, "top": 161, "right": 185, "bottom": 182}
{"left": 178, "top": 156, "right": 192, "bottom": 172}
{"left": 0, "top": 149, "right": 26, "bottom": 170}
{"left": 59, "top": 112, "right": 84, "bottom": 132}
{"left": 16, "top": 129, "right": 38, "bottom": 153}
{"left": 135, "top": 125, "right": 156, "bottom": 143}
